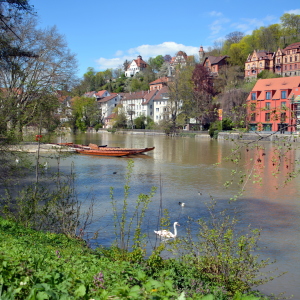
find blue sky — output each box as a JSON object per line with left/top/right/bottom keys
{"left": 29, "top": 0, "right": 300, "bottom": 78}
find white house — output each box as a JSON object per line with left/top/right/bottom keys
{"left": 125, "top": 55, "right": 148, "bottom": 77}
{"left": 121, "top": 90, "right": 158, "bottom": 126}
{"left": 97, "top": 93, "right": 122, "bottom": 124}
{"left": 152, "top": 86, "right": 170, "bottom": 122}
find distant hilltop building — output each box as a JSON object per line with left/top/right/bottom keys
{"left": 125, "top": 55, "right": 148, "bottom": 77}
{"left": 245, "top": 42, "right": 300, "bottom": 79}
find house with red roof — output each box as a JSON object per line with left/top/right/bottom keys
{"left": 125, "top": 55, "right": 148, "bottom": 77}
{"left": 95, "top": 90, "right": 110, "bottom": 99}
{"left": 246, "top": 76, "right": 300, "bottom": 133}
{"left": 149, "top": 77, "right": 169, "bottom": 91}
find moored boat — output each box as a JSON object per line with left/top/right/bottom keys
{"left": 57, "top": 143, "right": 155, "bottom": 157}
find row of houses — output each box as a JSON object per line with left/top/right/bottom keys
{"left": 79, "top": 77, "right": 171, "bottom": 128}
{"left": 199, "top": 42, "right": 300, "bottom": 79}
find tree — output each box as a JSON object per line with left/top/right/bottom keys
{"left": 217, "top": 89, "right": 248, "bottom": 128}
{"left": 191, "top": 64, "right": 217, "bottom": 128}
{"left": 112, "top": 105, "right": 127, "bottom": 128}
{"left": 148, "top": 55, "right": 164, "bottom": 73}
{"left": 71, "top": 96, "right": 100, "bottom": 131}
{"left": 157, "top": 61, "right": 171, "bottom": 78}
{"left": 225, "top": 31, "right": 245, "bottom": 44}
{"left": 0, "top": 16, "right": 78, "bottom": 138}
{"left": 167, "top": 65, "right": 194, "bottom": 133}
{"left": 280, "top": 13, "right": 300, "bottom": 43}
{"left": 123, "top": 59, "right": 130, "bottom": 72}
{"left": 164, "top": 54, "right": 172, "bottom": 62}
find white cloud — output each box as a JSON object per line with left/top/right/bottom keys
{"left": 209, "top": 11, "right": 223, "bottom": 17}
{"left": 115, "top": 50, "right": 123, "bottom": 56}
{"left": 95, "top": 42, "right": 200, "bottom": 70}
{"left": 285, "top": 9, "right": 300, "bottom": 15}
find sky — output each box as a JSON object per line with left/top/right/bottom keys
{"left": 29, "top": 0, "right": 300, "bottom": 78}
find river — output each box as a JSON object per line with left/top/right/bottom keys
{"left": 54, "top": 131, "right": 300, "bottom": 299}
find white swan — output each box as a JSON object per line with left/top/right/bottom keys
{"left": 154, "top": 222, "right": 180, "bottom": 239}
{"left": 178, "top": 202, "right": 185, "bottom": 207}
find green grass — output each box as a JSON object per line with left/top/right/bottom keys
{"left": 0, "top": 217, "right": 269, "bottom": 299}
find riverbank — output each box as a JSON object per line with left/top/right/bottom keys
{"left": 218, "top": 131, "right": 300, "bottom": 142}
{"left": 6, "top": 142, "right": 76, "bottom": 153}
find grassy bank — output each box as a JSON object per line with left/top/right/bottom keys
{"left": 0, "top": 217, "right": 272, "bottom": 300}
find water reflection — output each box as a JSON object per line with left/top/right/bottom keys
{"left": 56, "top": 132, "right": 300, "bottom": 299}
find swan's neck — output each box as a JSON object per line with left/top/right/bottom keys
{"left": 173, "top": 223, "right": 177, "bottom": 236}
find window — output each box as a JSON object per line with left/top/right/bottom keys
{"left": 285, "top": 57, "right": 287, "bottom": 63}
{"left": 156, "top": 108, "right": 159, "bottom": 112}
{"left": 265, "top": 102, "right": 270, "bottom": 109}
{"left": 150, "top": 105, "right": 152, "bottom": 109}
{"left": 281, "top": 112, "right": 286, "bottom": 122}
{"left": 296, "top": 56, "right": 298, "bottom": 61}
{"left": 265, "top": 113, "right": 270, "bottom": 121}
{"left": 251, "top": 93, "right": 256, "bottom": 100}
{"left": 250, "top": 103, "right": 256, "bottom": 111}
{"left": 250, "top": 113, "right": 256, "bottom": 122}
{"left": 281, "top": 101, "right": 286, "bottom": 108}
{"left": 263, "top": 124, "right": 272, "bottom": 131}
{"left": 266, "top": 92, "right": 271, "bottom": 99}
{"left": 290, "top": 56, "right": 293, "bottom": 62}
{"left": 281, "top": 91, "right": 287, "bottom": 99}
{"left": 290, "top": 65, "right": 292, "bottom": 70}
{"left": 295, "top": 64, "right": 298, "bottom": 69}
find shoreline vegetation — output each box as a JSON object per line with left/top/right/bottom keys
{"left": 0, "top": 138, "right": 288, "bottom": 300}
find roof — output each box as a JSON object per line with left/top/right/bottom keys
{"left": 149, "top": 77, "right": 169, "bottom": 85}
{"left": 128, "top": 55, "right": 148, "bottom": 70}
{"left": 121, "top": 90, "right": 157, "bottom": 105}
{"left": 248, "top": 76, "right": 300, "bottom": 100}
{"left": 283, "top": 42, "right": 300, "bottom": 52}
{"left": 204, "top": 55, "right": 229, "bottom": 65}
{"left": 97, "top": 94, "right": 118, "bottom": 103}
{"left": 153, "top": 86, "right": 169, "bottom": 100}
{"left": 95, "top": 90, "right": 108, "bottom": 98}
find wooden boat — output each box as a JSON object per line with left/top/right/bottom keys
{"left": 75, "top": 149, "right": 134, "bottom": 156}
{"left": 55, "top": 143, "right": 154, "bottom": 156}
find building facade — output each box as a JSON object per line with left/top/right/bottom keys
{"left": 246, "top": 76, "right": 300, "bottom": 133}
{"left": 120, "top": 90, "right": 158, "bottom": 126}
{"left": 202, "top": 55, "right": 229, "bottom": 76}
{"left": 245, "top": 42, "right": 300, "bottom": 79}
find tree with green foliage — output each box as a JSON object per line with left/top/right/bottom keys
{"left": 167, "top": 65, "right": 194, "bottom": 133}
{"left": 280, "top": 13, "right": 300, "bottom": 43}
{"left": 71, "top": 96, "right": 100, "bottom": 132}
{"left": 112, "top": 105, "right": 127, "bottom": 128}
{"left": 148, "top": 55, "right": 165, "bottom": 73}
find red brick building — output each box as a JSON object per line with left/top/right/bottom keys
{"left": 247, "top": 76, "right": 300, "bottom": 133}
{"left": 202, "top": 55, "right": 229, "bottom": 76}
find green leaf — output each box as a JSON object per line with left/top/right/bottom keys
{"left": 74, "top": 284, "right": 86, "bottom": 297}
{"left": 36, "top": 291, "right": 50, "bottom": 300}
